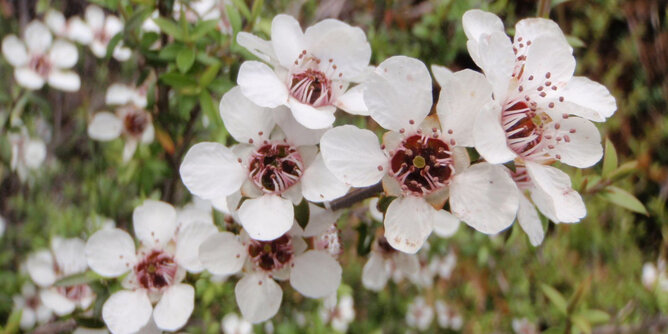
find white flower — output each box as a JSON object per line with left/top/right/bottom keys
{"left": 84, "top": 5, "right": 132, "bottom": 61}
{"left": 1, "top": 20, "right": 80, "bottom": 91}
{"left": 221, "top": 313, "right": 253, "bottom": 334}
{"left": 198, "top": 219, "right": 342, "bottom": 323}
{"left": 320, "top": 294, "right": 355, "bottom": 332}
{"left": 44, "top": 9, "right": 94, "bottom": 44}
{"left": 174, "top": 0, "right": 233, "bottom": 35}
{"left": 429, "top": 250, "right": 457, "bottom": 280}
{"left": 320, "top": 56, "right": 519, "bottom": 253}
{"left": 85, "top": 200, "right": 216, "bottom": 334}
{"left": 236, "top": 14, "right": 372, "bottom": 129}
{"left": 88, "top": 83, "right": 153, "bottom": 162}
{"left": 361, "top": 237, "right": 419, "bottom": 291}
{"left": 9, "top": 129, "right": 47, "bottom": 182}
{"left": 12, "top": 283, "right": 52, "bottom": 330}
{"left": 512, "top": 317, "right": 538, "bottom": 334}
{"left": 26, "top": 237, "right": 96, "bottom": 316}
{"left": 180, "top": 87, "right": 348, "bottom": 241}
{"left": 435, "top": 300, "right": 462, "bottom": 330}
{"left": 406, "top": 297, "right": 434, "bottom": 331}
{"left": 642, "top": 259, "right": 668, "bottom": 291}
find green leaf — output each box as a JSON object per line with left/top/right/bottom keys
{"left": 160, "top": 72, "right": 198, "bottom": 89}
{"left": 601, "top": 185, "right": 648, "bottom": 215}
{"left": 2, "top": 308, "right": 22, "bottom": 334}
{"left": 571, "top": 315, "right": 592, "bottom": 334}
{"left": 199, "top": 63, "right": 221, "bottom": 88}
{"left": 105, "top": 33, "right": 124, "bottom": 59}
{"left": 153, "top": 17, "right": 184, "bottom": 40}
{"left": 226, "top": 4, "right": 242, "bottom": 34}
{"left": 602, "top": 138, "right": 618, "bottom": 178}
{"left": 124, "top": 7, "right": 151, "bottom": 34}
{"left": 250, "top": 0, "right": 264, "bottom": 25}
{"left": 294, "top": 199, "right": 310, "bottom": 230}
{"left": 541, "top": 284, "right": 568, "bottom": 315}
{"left": 566, "top": 35, "right": 586, "bottom": 48}
{"left": 199, "top": 90, "right": 218, "bottom": 122}
{"left": 55, "top": 271, "right": 100, "bottom": 287}
{"left": 578, "top": 309, "right": 611, "bottom": 324}
{"left": 230, "top": 0, "right": 251, "bottom": 19}
{"left": 191, "top": 19, "right": 219, "bottom": 40}
{"left": 158, "top": 43, "right": 185, "bottom": 61}
{"left": 610, "top": 160, "right": 638, "bottom": 181}
{"left": 176, "top": 48, "right": 196, "bottom": 73}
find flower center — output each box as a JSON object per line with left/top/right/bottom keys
{"left": 247, "top": 234, "right": 294, "bottom": 272}
{"left": 134, "top": 250, "right": 178, "bottom": 291}
{"left": 289, "top": 68, "right": 332, "bottom": 107}
{"left": 29, "top": 55, "right": 51, "bottom": 78}
{"left": 248, "top": 143, "right": 304, "bottom": 194}
{"left": 502, "top": 101, "right": 547, "bottom": 159}
{"left": 56, "top": 284, "right": 93, "bottom": 302}
{"left": 389, "top": 134, "right": 454, "bottom": 195}
{"left": 510, "top": 166, "right": 531, "bottom": 190}
{"left": 123, "top": 109, "right": 149, "bottom": 138}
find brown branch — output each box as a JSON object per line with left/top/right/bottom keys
{"left": 32, "top": 319, "right": 77, "bottom": 334}
{"left": 329, "top": 182, "right": 384, "bottom": 211}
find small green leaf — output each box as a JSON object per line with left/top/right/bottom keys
{"left": 602, "top": 138, "right": 618, "bottom": 178}
{"left": 191, "top": 20, "right": 219, "bottom": 40}
{"left": 541, "top": 284, "right": 568, "bottom": 315}
{"left": 158, "top": 43, "right": 185, "bottom": 61}
{"left": 579, "top": 309, "right": 611, "bottom": 324}
{"left": 176, "top": 48, "right": 196, "bottom": 73}
{"left": 153, "top": 17, "right": 184, "bottom": 40}
{"left": 601, "top": 185, "right": 648, "bottom": 215}
{"left": 226, "top": 4, "right": 242, "bottom": 34}
{"left": 55, "top": 271, "right": 101, "bottom": 287}
{"left": 610, "top": 160, "right": 638, "bottom": 181}
{"left": 199, "top": 63, "right": 221, "bottom": 88}
{"left": 3, "top": 308, "right": 22, "bottom": 334}
{"left": 566, "top": 35, "right": 586, "bottom": 48}
{"left": 294, "top": 199, "right": 310, "bottom": 230}
{"left": 250, "top": 0, "right": 264, "bottom": 25}
{"left": 571, "top": 314, "right": 592, "bottom": 334}
{"left": 124, "top": 7, "right": 151, "bottom": 34}
{"left": 105, "top": 33, "right": 124, "bottom": 59}
{"left": 160, "top": 72, "right": 198, "bottom": 89}
{"left": 230, "top": 0, "right": 251, "bottom": 19}
{"left": 199, "top": 90, "right": 218, "bottom": 122}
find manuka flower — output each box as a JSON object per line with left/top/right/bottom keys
{"left": 84, "top": 5, "right": 132, "bottom": 61}
{"left": 9, "top": 128, "right": 47, "bottom": 182}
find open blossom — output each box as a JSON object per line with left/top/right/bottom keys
{"left": 9, "top": 129, "right": 47, "bottom": 182}
{"left": 642, "top": 259, "right": 668, "bottom": 291}
{"left": 26, "top": 237, "right": 96, "bottom": 316}
{"left": 436, "top": 10, "right": 617, "bottom": 244}
{"left": 221, "top": 313, "right": 252, "bottom": 334}
{"left": 236, "top": 14, "right": 371, "bottom": 129}
{"left": 429, "top": 250, "right": 457, "bottom": 280}
{"left": 2, "top": 21, "right": 80, "bottom": 91}
{"left": 435, "top": 300, "right": 463, "bottom": 330}
{"left": 320, "top": 56, "right": 520, "bottom": 253}
{"left": 198, "top": 211, "right": 342, "bottom": 323}
{"left": 44, "top": 9, "right": 94, "bottom": 44}
{"left": 88, "top": 83, "right": 154, "bottom": 162}
{"left": 84, "top": 5, "right": 132, "bottom": 61}
{"left": 406, "top": 297, "right": 434, "bottom": 331}
{"left": 174, "top": 0, "right": 233, "bottom": 34}
{"left": 85, "top": 200, "right": 217, "bottom": 334}
{"left": 362, "top": 236, "right": 419, "bottom": 291}
{"left": 180, "top": 87, "right": 347, "bottom": 241}
{"left": 13, "top": 283, "right": 53, "bottom": 330}
{"left": 512, "top": 318, "right": 538, "bottom": 334}
{"left": 320, "top": 294, "right": 355, "bottom": 332}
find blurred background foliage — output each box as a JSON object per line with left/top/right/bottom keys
{"left": 0, "top": 0, "right": 666, "bottom": 333}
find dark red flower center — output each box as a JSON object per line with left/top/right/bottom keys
{"left": 248, "top": 143, "right": 303, "bottom": 194}
{"left": 389, "top": 134, "right": 454, "bottom": 195}
{"left": 134, "top": 250, "right": 177, "bottom": 291}
{"left": 248, "top": 234, "right": 294, "bottom": 272}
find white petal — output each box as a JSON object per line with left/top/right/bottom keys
{"left": 105, "top": 83, "right": 135, "bottom": 106}
{"left": 179, "top": 142, "right": 247, "bottom": 199}
{"left": 133, "top": 200, "right": 177, "bottom": 248}
{"left": 290, "top": 250, "right": 342, "bottom": 298}
{"left": 473, "top": 102, "right": 517, "bottom": 163}
{"left": 27, "top": 250, "right": 56, "bottom": 287}
{"left": 335, "top": 84, "right": 368, "bottom": 115}
{"left": 304, "top": 19, "right": 371, "bottom": 80}
{"left": 175, "top": 221, "right": 218, "bottom": 273}
{"left": 85, "top": 228, "right": 137, "bottom": 277}
{"left": 362, "top": 252, "right": 389, "bottom": 291}
{"left": 384, "top": 196, "right": 436, "bottom": 254}
{"left": 273, "top": 106, "right": 327, "bottom": 146}
{"left": 515, "top": 18, "right": 570, "bottom": 53}
{"left": 302, "top": 203, "right": 341, "bottom": 237}
{"left": 236, "top": 32, "right": 275, "bottom": 63}
{"left": 237, "top": 61, "right": 288, "bottom": 108}
{"left": 546, "top": 116, "right": 602, "bottom": 168}
{"left": 395, "top": 253, "right": 420, "bottom": 276}
{"left": 2, "top": 35, "right": 28, "bottom": 67}
{"left": 24, "top": 139, "right": 46, "bottom": 169}
{"left": 517, "top": 194, "right": 544, "bottom": 246}
{"left": 270, "top": 14, "right": 306, "bottom": 69}
{"left": 153, "top": 284, "right": 194, "bottom": 331}
{"left": 301, "top": 153, "right": 350, "bottom": 202}
{"left": 48, "top": 40, "right": 78, "bottom": 68}
{"left": 560, "top": 76, "right": 617, "bottom": 122}
{"left": 462, "top": 9, "right": 505, "bottom": 42}
{"left": 219, "top": 86, "right": 275, "bottom": 144}
{"left": 364, "top": 56, "right": 432, "bottom": 132}
{"left": 523, "top": 36, "right": 575, "bottom": 86}
{"left": 140, "top": 123, "right": 154, "bottom": 144}
{"left": 449, "top": 162, "right": 519, "bottom": 234}
{"left": 47, "top": 70, "right": 81, "bottom": 92}
{"left": 238, "top": 194, "right": 294, "bottom": 241}
{"left": 52, "top": 237, "right": 87, "bottom": 276}
{"left": 525, "top": 162, "right": 585, "bottom": 223}
{"left": 102, "top": 290, "right": 152, "bottom": 334}
{"left": 85, "top": 5, "right": 106, "bottom": 31}
{"left": 15, "top": 67, "right": 45, "bottom": 90}
{"left": 40, "top": 289, "right": 76, "bottom": 316}
{"left": 24, "top": 21, "right": 52, "bottom": 54}
{"left": 88, "top": 112, "right": 122, "bottom": 141}
{"left": 437, "top": 69, "right": 493, "bottom": 146}
{"left": 199, "top": 232, "right": 246, "bottom": 276}
{"left": 431, "top": 64, "right": 453, "bottom": 87}
{"left": 112, "top": 45, "right": 132, "bottom": 62}
{"left": 67, "top": 17, "right": 94, "bottom": 44}
{"left": 104, "top": 15, "right": 123, "bottom": 36}
{"left": 432, "top": 209, "right": 460, "bottom": 238}
{"left": 477, "top": 31, "right": 515, "bottom": 99}
{"left": 320, "top": 125, "right": 387, "bottom": 187}
{"left": 122, "top": 139, "right": 138, "bottom": 163}
{"left": 287, "top": 99, "right": 336, "bottom": 130}
{"left": 235, "top": 272, "right": 282, "bottom": 323}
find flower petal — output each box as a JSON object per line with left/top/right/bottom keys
{"left": 24, "top": 21, "right": 52, "bottom": 54}
{"left": 525, "top": 161, "right": 585, "bottom": 223}
{"left": 523, "top": 36, "right": 575, "bottom": 87}
{"left": 175, "top": 221, "right": 218, "bottom": 273}
{"left": 517, "top": 194, "right": 544, "bottom": 246}
{"left": 477, "top": 31, "right": 515, "bottom": 99}
{"left": 122, "top": 139, "right": 138, "bottom": 163}
{"left": 462, "top": 9, "right": 505, "bottom": 42}
{"left": 304, "top": 19, "right": 371, "bottom": 80}
{"left": 219, "top": 86, "right": 275, "bottom": 144}
{"left": 85, "top": 5, "right": 106, "bottom": 31}
{"left": 2, "top": 35, "right": 28, "bottom": 67}
{"left": 40, "top": 289, "right": 76, "bottom": 316}
{"left": 48, "top": 40, "right": 78, "bottom": 68}
{"left": 432, "top": 209, "right": 460, "bottom": 238}
{"left": 236, "top": 32, "right": 275, "bottom": 63}
{"left": 235, "top": 272, "right": 282, "bottom": 323}
{"left": 287, "top": 99, "right": 336, "bottom": 130}
{"left": 546, "top": 116, "right": 602, "bottom": 168}
{"left": 180, "top": 142, "right": 247, "bottom": 199}
{"left": 515, "top": 18, "right": 570, "bottom": 52}
{"left": 237, "top": 61, "right": 288, "bottom": 108}
{"left": 67, "top": 17, "right": 94, "bottom": 44}
{"left": 238, "top": 194, "right": 294, "bottom": 241}
{"left": 85, "top": 228, "right": 137, "bottom": 277}
{"left": 560, "top": 76, "right": 617, "bottom": 122}
{"left": 52, "top": 237, "right": 87, "bottom": 276}
{"left": 153, "top": 284, "right": 194, "bottom": 331}
{"left": 431, "top": 64, "right": 453, "bottom": 87}
{"left": 199, "top": 232, "right": 246, "bottom": 276}
{"left": 320, "top": 125, "right": 387, "bottom": 187}
{"left": 15, "top": 68, "right": 45, "bottom": 90}
{"left": 362, "top": 252, "right": 389, "bottom": 291}
{"left": 473, "top": 102, "right": 517, "bottom": 163}
{"left": 27, "top": 250, "right": 56, "bottom": 287}
{"left": 47, "top": 70, "right": 81, "bottom": 92}
{"left": 102, "top": 290, "right": 152, "bottom": 334}
{"left": 301, "top": 153, "right": 350, "bottom": 202}
{"left": 335, "top": 84, "right": 369, "bottom": 115}
{"left": 384, "top": 196, "right": 436, "bottom": 254}
{"left": 105, "top": 83, "right": 136, "bottom": 106}
{"left": 273, "top": 106, "right": 327, "bottom": 146}
{"left": 270, "top": 14, "right": 306, "bottom": 69}
{"left": 449, "top": 162, "right": 519, "bottom": 234}
{"left": 302, "top": 203, "right": 341, "bottom": 237}
{"left": 364, "top": 56, "right": 432, "bottom": 132}
{"left": 290, "top": 250, "right": 342, "bottom": 298}
{"left": 88, "top": 112, "right": 122, "bottom": 141}
{"left": 133, "top": 200, "right": 177, "bottom": 248}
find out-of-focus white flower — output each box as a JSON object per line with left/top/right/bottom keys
{"left": 222, "top": 313, "right": 253, "bottom": 334}
{"left": 84, "top": 5, "right": 132, "bottom": 61}
{"left": 406, "top": 297, "right": 434, "bottom": 331}
{"left": 26, "top": 237, "right": 96, "bottom": 316}
{"left": 512, "top": 317, "right": 538, "bottom": 334}
{"left": 429, "top": 250, "right": 457, "bottom": 280}
{"left": 436, "top": 300, "right": 462, "bottom": 330}
{"left": 1, "top": 21, "right": 80, "bottom": 91}
{"left": 13, "top": 283, "right": 52, "bottom": 330}
{"left": 173, "top": 0, "right": 233, "bottom": 35}
{"left": 642, "top": 259, "right": 668, "bottom": 291}
{"left": 236, "top": 14, "right": 372, "bottom": 129}
{"left": 88, "top": 83, "right": 153, "bottom": 162}
{"left": 86, "top": 215, "right": 116, "bottom": 234}
{"left": 264, "top": 321, "right": 274, "bottom": 334}
{"left": 321, "top": 56, "right": 518, "bottom": 254}
{"left": 44, "top": 9, "right": 93, "bottom": 44}
{"left": 198, "top": 217, "right": 342, "bottom": 323}
{"left": 9, "top": 129, "right": 46, "bottom": 182}
{"left": 362, "top": 237, "right": 419, "bottom": 291}
{"left": 85, "top": 200, "right": 216, "bottom": 334}
{"left": 320, "top": 294, "right": 355, "bottom": 332}
{"left": 180, "top": 87, "right": 348, "bottom": 241}
{"left": 0, "top": 215, "right": 5, "bottom": 238}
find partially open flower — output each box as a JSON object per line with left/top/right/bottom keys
{"left": 236, "top": 14, "right": 372, "bottom": 129}
{"left": 2, "top": 21, "right": 80, "bottom": 91}
{"left": 320, "top": 294, "right": 355, "bottom": 332}
{"left": 12, "top": 283, "right": 53, "bottom": 330}
{"left": 406, "top": 297, "right": 434, "bottom": 331}
{"left": 362, "top": 236, "right": 420, "bottom": 291}
{"left": 9, "top": 129, "right": 47, "bottom": 182}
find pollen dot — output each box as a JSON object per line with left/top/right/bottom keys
{"left": 528, "top": 75, "right": 534, "bottom": 80}
{"left": 409, "top": 120, "right": 415, "bottom": 125}
{"left": 548, "top": 102, "right": 555, "bottom": 108}
{"left": 377, "top": 165, "right": 384, "bottom": 171}
{"left": 447, "top": 129, "right": 453, "bottom": 134}
{"left": 249, "top": 138, "right": 254, "bottom": 144}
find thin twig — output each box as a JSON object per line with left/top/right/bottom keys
{"left": 32, "top": 319, "right": 78, "bottom": 334}
{"left": 537, "top": 0, "right": 552, "bottom": 18}
{"left": 329, "top": 182, "right": 384, "bottom": 211}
